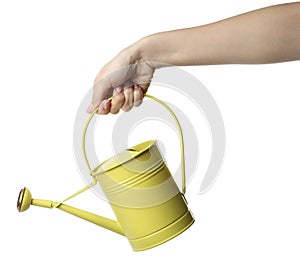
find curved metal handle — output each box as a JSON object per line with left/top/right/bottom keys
{"left": 82, "top": 94, "right": 186, "bottom": 194}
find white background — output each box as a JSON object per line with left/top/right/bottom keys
{"left": 1, "top": 0, "right": 299, "bottom": 268}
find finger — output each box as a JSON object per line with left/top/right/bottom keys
{"left": 111, "top": 92, "right": 125, "bottom": 114}
{"left": 122, "top": 86, "right": 134, "bottom": 112}
{"left": 133, "top": 85, "right": 144, "bottom": 107}
{"left": 93, "top": 87, "right": 118, "bottom": 114}
{"left": 97, "top": 100, "right": 111, "bottom": 115}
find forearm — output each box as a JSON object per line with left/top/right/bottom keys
{"left": 135, "top": 2, "right": 300, "bottom": 66}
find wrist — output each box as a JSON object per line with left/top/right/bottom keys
{"left": 132, "top": 36, "right": 151, "bottom": 61}
{"left": 132, "top": 34, "right": 168, "bottom": 68}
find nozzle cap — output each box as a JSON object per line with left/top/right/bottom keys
{"left": 17, "top": 187, "right": 32, "bottom": 212}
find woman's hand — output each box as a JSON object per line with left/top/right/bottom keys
{"left": 88, "top": 42, "right": 155, "bottom": 115}
{"left": 88, "top": 2, "right": 300, "bottom": 115}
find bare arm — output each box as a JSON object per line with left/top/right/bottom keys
{"left": 90, "top": 2, "right": 300, "bottom": 114}
{"left": 139, "top": 2, "right": 300, "bottom": 65}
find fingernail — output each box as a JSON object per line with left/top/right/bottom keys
{"left": 134, "top": 84, "right": 139, "bottom": 90}
{"left": 97, "top": 106, "right": 103, "bottom": 114}
{"left": 87, "top": 104, "right": 94, "bottom": 113}
{"left": 114, "top": 86, "right": 122, "bottom": 93}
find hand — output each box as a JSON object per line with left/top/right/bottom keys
{"left": 88, "top": 43, "right": 155, "bottom": 114}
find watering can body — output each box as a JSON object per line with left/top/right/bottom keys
{"left": 91, "top": 140, "right": 194, "bottom": 251}
{"left": 17, "top": 94, "right": 195, "bottom": 251}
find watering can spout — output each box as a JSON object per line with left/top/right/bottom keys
{"left": 17, "top": 187, "right": 124, "bottom": 236}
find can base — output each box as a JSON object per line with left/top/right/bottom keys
{"left": 129, "top": 210, "right": 195, "bottom": 251}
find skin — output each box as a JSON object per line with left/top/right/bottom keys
{"left": 89, "top": 2, "right": 300, "bottom": 115}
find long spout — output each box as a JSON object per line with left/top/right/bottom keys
{"left": 17, "top": 187, "right": 124, "bottom": 236}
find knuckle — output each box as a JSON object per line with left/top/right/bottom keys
{"left": 110, "top": 103, "right": 121, "bottom": 114}
{"left": 110, "top": 108, "right": 119, "bottom": 114}
{"left": 122, "top": 104, "right": 133, "bottom": 112}
{"left": 133, "top": 100, "right": 142, "bottom": 107}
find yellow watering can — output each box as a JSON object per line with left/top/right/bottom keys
{"left": 17, "top": 94, "right": 194, "bottom": 251}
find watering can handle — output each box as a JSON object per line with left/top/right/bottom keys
{"left": 82, "top": 94, "right": 186, "bottom": 194}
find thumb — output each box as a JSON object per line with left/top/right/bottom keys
{"left": 87, "top": 76, "right": 112, "bottom": 113}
